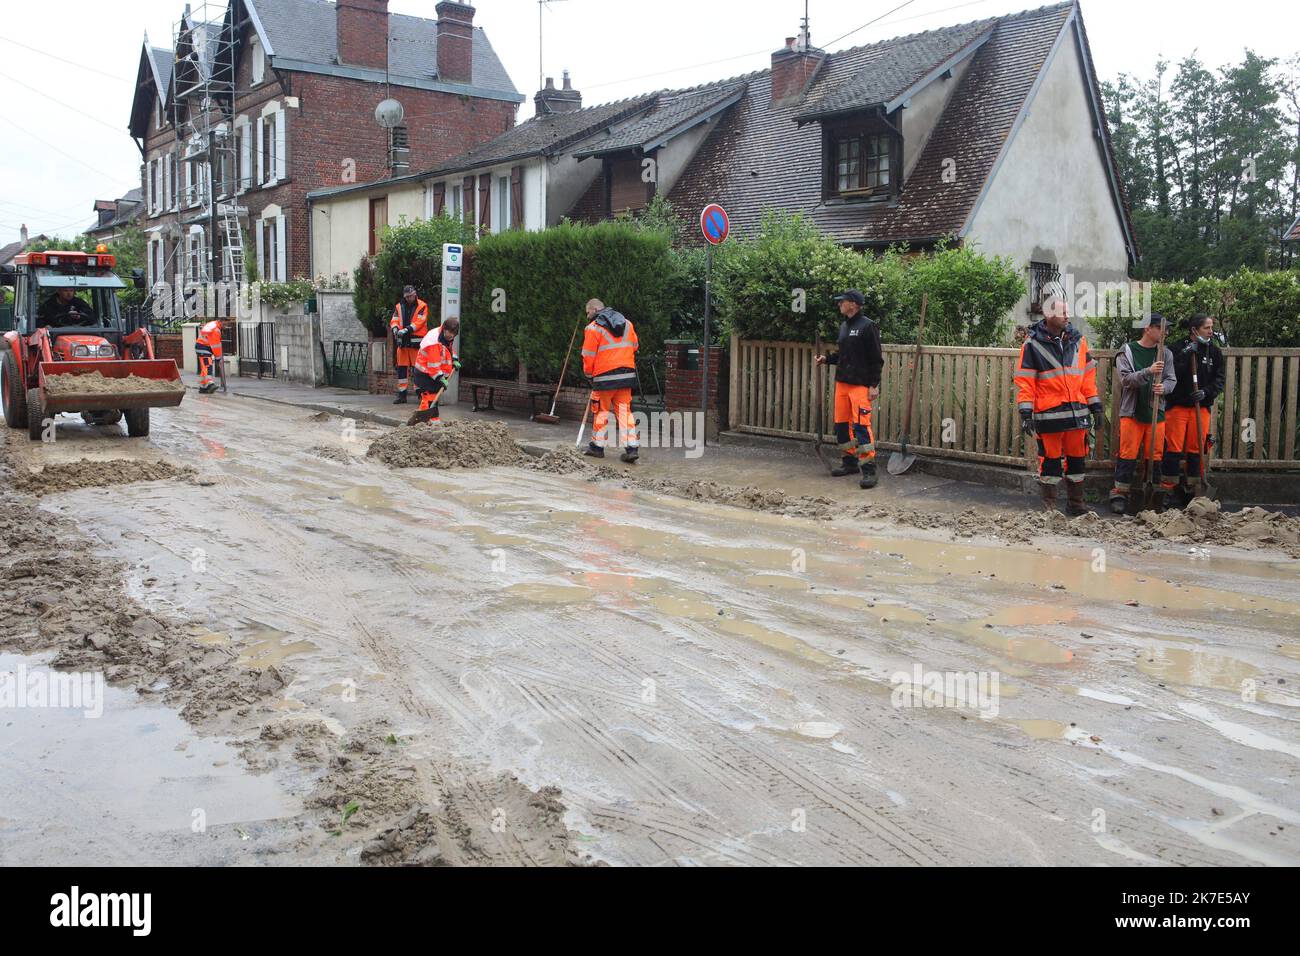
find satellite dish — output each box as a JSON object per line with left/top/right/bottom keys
{"left": 375, "top": 98, "right": 405, "bottom": 129}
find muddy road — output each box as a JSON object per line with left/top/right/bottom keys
{"left": 3, "top": 393, "right": 1298, "bottom": 866}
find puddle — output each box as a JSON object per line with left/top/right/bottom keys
{"left": 503, "top": 583, "right": 593, "bottom": 605}
{"left": 1136, "top": 647, "right": 1258, "bottom": 693}
{"left": 792, "top": 720, "right": 842, "bottom": 739}
{"left": 715, "top": 618, "right": 841, "bottom": 666}
{"left": 342, "top": 485, "right": 395, "bottom": 509}
{"left": 1013, "top": 719, "right": 1069, "bottom": 740}
{"left": 652, "top": 594, "right": 724, "bottom": 622}
{"left": 235, "top": 624, "right": 317, "bottom": 668}
{"left": 0, "top": 652, "right": 297, "bottom": 862}
{"left": 744, "top": 574, "right": 812, "bottom": 592}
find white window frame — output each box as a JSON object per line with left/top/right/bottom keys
{"left": 234, "top": 116, "right": 252, "bottom": 193}
{"left": 257, "top": 105, "right": 286, "bottom": 187}
{"left": 251, "top": 35, "right": 265, "bottom": 86}
{"left": 450, "top": 183, "right": 462, "bottom": 221}
{"left": 186, "top": 226, "right": 206, "bottom": 284}
{"left": 257, "top": 211, "right": 286, "bottom": 282}
{"left": 146, "top": 160, "right": 156, "bottom": 216}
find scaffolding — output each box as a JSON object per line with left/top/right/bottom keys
{"left": 160, "top": 1, "right": 249, "bottom": 300}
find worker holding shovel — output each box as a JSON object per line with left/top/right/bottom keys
{"left": 409, "top": 317, "right": 460, "bottom": 424}
{"left": 1014, "top": 295, "right": 1102, "bottom": 516}
{"left": 1109, "top": 313, "right": 1177, "bottom": 514}
{"left": 1162, "top": 314, "right": 1224, "bottom": 506}
{"left": 815, "top": 290, "right": 883, "bottom": 489}
{"left": 581, "top": 298, "right": 640, "bottom": 462}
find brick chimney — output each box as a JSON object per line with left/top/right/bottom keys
{"left": 337, "top": 0, "right": 389, "bottom": 70}
{"left": 535, "top": 70, "right": 582, "bottom": 114}
{"left": 770, "top": 27, "right": 824, "bottom": 107}
{"left": 436, "top": 1, "right": 475, "bottom": 84}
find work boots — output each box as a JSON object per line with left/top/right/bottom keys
{"left": 830, "top": 456, "right": 858, "bottom": 477}
{"left": 1040, "top": 481, "right": 1059, "bottom": 511}
{"left": 1150, "top": 489, "right": 1168, "bottom": 514}
{"left": 1065, "top": 480, "right": 1088, "bottom": 517}
{"left": 859, "top": 461, "right": 878, "bottom": 489}
{"left": 392, "top": 391, "right": 408, "bottom": 405}
{"left": 583, "top": 443, "right": 605, "bottom": 458}
{"left": 620, "top": 447, "right": 640, "bottom": 463}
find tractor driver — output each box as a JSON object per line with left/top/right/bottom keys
{"left": 37, "top": 288, "right": 97, "bottom": 328}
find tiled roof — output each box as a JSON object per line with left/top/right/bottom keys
{"left": 149, "top": 46, "right": 173, "bottom": 99}
{"left": 424, "top": 95, "right": 659, "bottom": 176}
{"left": 1287, "top": 216, "right": 1300, "bottom": 243}
{"left": 666, "top": 3, "right": 1122, "bottom": 251}
{"left": 574, "top": 82, "right": 747, "bottom": 158}
{"left": 796, "top": 19, "right": 992, "bottom": 121}
{"left": 251, "top": 0, "right": 518, "bottom": 95}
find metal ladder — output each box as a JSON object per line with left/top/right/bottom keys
{"left": 218, "top": 203, "right": 246, "bottom": 285}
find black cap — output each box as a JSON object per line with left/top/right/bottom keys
{"left": 403, "top": 285, "right": 416, "bottom": 296}
{"left": 833, "top": 290, "right": 865, "bottom": 306}
{"left": 1147, "top": 311, "right": 1168, "bottom": 328}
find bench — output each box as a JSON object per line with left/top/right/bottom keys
{"left": 462, "top": 377, "right": 552, "bottom": 418}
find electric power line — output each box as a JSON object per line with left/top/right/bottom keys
{"left": 0, "top": 36, "right": 133, "bottom": 83}
{"left": 0, "top": 68, "right": 129, "bottom": 135}
{"left": 824, "top": 0, "right": 924, "bottom": 49}
{"left": 0, "top": 114, "right": 135, "bottom": 187}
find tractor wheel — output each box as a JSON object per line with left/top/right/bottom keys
{"left": 124, "top": 406, "right": 150, "bottom": 437}
{"left": 2, "top": 351, "right": 27, "bottom": 430}
{"left": 27, "top": 388, "right": 45, "bottom": 441}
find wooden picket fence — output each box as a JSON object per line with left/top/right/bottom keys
{"left": 729, "top": 339, "right": 1300, "bottom": 470}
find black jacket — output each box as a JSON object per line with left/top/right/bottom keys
{"left": 825, "top": 311, "right": 883, "bottom": 387}
{"left": 1168, "top": 335, "right": 1225, "bottom": 408}
{"left": 37, "top": 295, "right": 96, "bottom": 328}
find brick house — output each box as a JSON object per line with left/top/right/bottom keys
{"left": 128, "top": 0, "right": 521, "bottom": 296}
{"left": 85, "top": 189, "right": 145, "bottom": 244}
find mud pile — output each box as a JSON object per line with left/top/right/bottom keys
{"left": 43, "top": 371, "right": 184, "bottom": 395}
{"left": 1135, "top": 498, "right": 1300, "bottom": 551}
{"left": 527, "top": 446, "right": 621, "bottom": 478}
{"left": 13, "top": 458, "right": 196, "bottom": 495}
{"left": 366, "top": 420, "right": 525, "bottom": 470}
{"left": 309, "top": 444, "right": 353, "bottom": 463}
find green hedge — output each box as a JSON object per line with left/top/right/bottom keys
{"left": 713, "top": 213, "right": 1024, "bottom": 346}
{"left": 461, "top": 219, "right": 674, "bottom": 384}
{"left": 1091, "top": 268, "right": 1300, "bottom": 349}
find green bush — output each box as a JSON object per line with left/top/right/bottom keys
{"left": 1092, "top": 268, "right": 1300, "bottom": 348}
{"left": 351, "top": 255, "right": 388, "bottom": 338}
{"left": 713, "top": 213, "right": 1023, "bottom": 346}
{"left": 462, "top": 219, "right": 674, "bottom": 384}
{"left": 372, "top": 214, "right": 475, "bottom": 320}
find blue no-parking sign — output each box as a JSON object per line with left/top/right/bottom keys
{"left": 700, "top": 203, "right": 729, "bottom": 245}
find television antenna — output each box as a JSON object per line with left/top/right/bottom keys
{"left": 538, "top": 0, "right": 571, "bottom": 95}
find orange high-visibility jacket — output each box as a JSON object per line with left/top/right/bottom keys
{"left": 1014, "top": 321, "right": 1099, "bottom": 433}
{"left": 414, "top": 325, "right": 457, "bottom": 379}
{"left": 390, "top": 298, "right": 429, "bottom": 365}
{"left": 197, "top": 320, "right": 223, "bottom": 358}
{"left": 581, "top": 308, "right": 638, "bottom": 391}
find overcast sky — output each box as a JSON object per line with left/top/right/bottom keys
{"left": 0, "top": 0, "right": 1295, "bottom": 247}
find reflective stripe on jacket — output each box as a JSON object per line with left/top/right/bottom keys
{"left": 198, "top": 320, "right": 223, "bottom": 357}
{"left": 581, "top": 308, "right": 638, "bottom": 391}
{"left": 390, "top": 299, "right": 429, "bottom": 340}
{"left": 1014, "top": 320, "right": 1098, "bottom": 433}
{"left": 414, "top": 326, "right": 457, "bottom": 378}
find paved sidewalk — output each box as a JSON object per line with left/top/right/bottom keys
{"left": 186, "top": 373, "right": 1029, "bottom": 514}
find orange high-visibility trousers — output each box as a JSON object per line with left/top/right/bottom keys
{"left": 591, "top": 389, "right": 638, "bottom": 448}
{"left": 833, "top": 381, "right": 875, "bottom": 462}
{"left": 1114, "top": 417, "right": 1175, "bottom": 492}
{"left": 1036, "top": 428, "right": 1088, "bottom": 484}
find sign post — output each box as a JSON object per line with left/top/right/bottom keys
{"left": 441, "top": 242, "right": 463, "bottom": 403}
{"left": 699, "top": 203, "right": 729, "bottom": 447}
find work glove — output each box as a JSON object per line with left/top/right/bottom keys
{"left": 432, "top": 375, "right": 449, "bottom": 393}
{"left": 1191, "top": 388, "right": 1206, "bottom": 404}
{"left": 452, "top": 359, "right": 462, "bottom": 372}
{"left": 1020, "top": 412, "right": 1036, "bottom": 437}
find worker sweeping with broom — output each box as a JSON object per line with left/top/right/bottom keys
{"left": 581, "top": 298, "right": 640, "bottom": 462}
{"left": 815, "top": 290, "right": 882, "bottom": 489}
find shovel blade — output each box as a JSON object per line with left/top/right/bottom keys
{"left": 887, "top": 451, "right": 916, "bottom": 476}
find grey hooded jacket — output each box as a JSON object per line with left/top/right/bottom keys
{"left": 1116, "top": 341, "right": 1177, "bottom": 421}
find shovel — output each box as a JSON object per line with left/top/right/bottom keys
{"left": 812, "top": 331, "right": 833, "bottom": 473}
{"left": 1188, "top": 350, "right": 1218, "bottom": 501}
{"left": 575, "top": 390, "right": 593, "bottom": 447}
{"left": 1141, "top": 320, "right": 1167, "bottom": 509}
{"left": 405, "top": 383, "right": 447, "bottom": 426}
{"left": 887, "top": 293, "right": 928, "bottom": 476}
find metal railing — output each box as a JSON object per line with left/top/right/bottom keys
{"left": 329, "top": 340, "right": 369, "bottom": 390}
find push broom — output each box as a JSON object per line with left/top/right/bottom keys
{"left": 534, "top": 316, "right": 584, "bottom": 424}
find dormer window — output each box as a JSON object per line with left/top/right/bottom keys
{"left": 823, "top": 117, "right": 899, "bottom": 201}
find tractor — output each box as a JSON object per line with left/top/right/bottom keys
{"left": 0, "top": 247, "right": 184, "bottom": 440}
